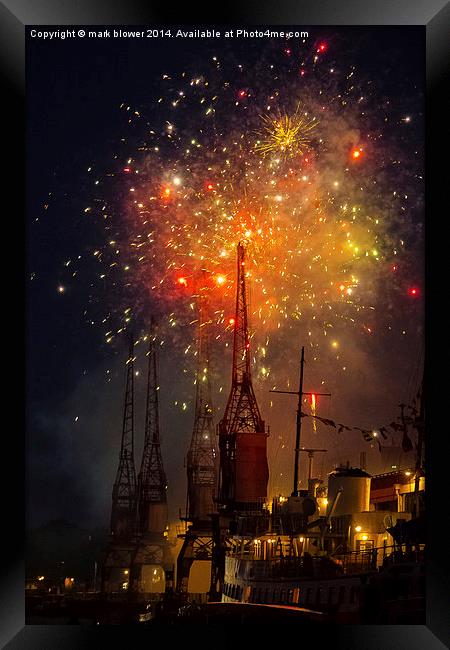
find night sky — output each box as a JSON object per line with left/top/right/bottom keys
{"left": 27, "top": 27, "right": 424, "bottom": 530}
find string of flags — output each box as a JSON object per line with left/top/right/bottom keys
{"left": 300, "top": 396, "right": 422, "bottom": 453}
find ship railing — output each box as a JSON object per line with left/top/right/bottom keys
{"left": 227, "top": 555, "right": 344, "bottom": 580}
{"left": 235, "top": 498, "right": 270, "bottom": 514}
{"left": 332, "top": 549, "right": 376, "bottom": 574}
{"left": 332, "top": 544, "right": 425, "bottom": 574}
{"left": 226, "top": 543, "right": 424, "bottom": 576}
{"left": 242, "top": 551, "right": 376, "bottom": 579}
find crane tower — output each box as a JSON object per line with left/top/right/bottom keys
{"left": 101, "top": 337, "right": 137, "bottom": 593}
{"left": 130, "top": 323, "right": 171, "bottom": 594}
{"left": 218, "top": 242, "right": 268, "bottom": 510}
{"left": 176, "top": 289, "right": 218, "bottom": 596}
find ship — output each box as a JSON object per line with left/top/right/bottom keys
{"left": 219, "top": 461, "right": 425, "bottom": 623}
{"left": 215, "top": 359, "right": 425, "bottom": 624}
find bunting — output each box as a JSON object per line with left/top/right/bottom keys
{"left": 315, "top": 416, "right": 336, "bottom": 428}
{"left": 293, "top": 404, "right": 421, "bottom": 452}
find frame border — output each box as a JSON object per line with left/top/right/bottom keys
{"left": 3, "top": 0, "right": 448, "bottom": 646}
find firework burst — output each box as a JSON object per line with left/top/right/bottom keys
{"left": 255, "top": 105, "right": 319, "bottom": 159}
{"left": 49, "top": 33, "right": 423, "bottom": 393}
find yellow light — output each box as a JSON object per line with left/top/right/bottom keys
{"left": 216, "top": 274, "right": 226, "bottom": 285}
{"left": 256, "top": 109, "right": 318, "bottom": 159}
{"left": 124, "top": 570, "right": 129, "bottom": 575}
{"left": 355, "top": 526, "right": 362, "bottom": 532}
{"left": 299, "top": 537, "right": 304, "bottom": 543}
{"left": 362, "top": 535, "right": 368, "bottom": 541}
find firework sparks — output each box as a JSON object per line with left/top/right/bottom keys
{"left": 47, "top": 34, "right": 423, "bottom": 397}
{"left": 255, "top": 106, "right": 319, "bottom": 159}
{"left": 310, "top": 393, "right": 317, "bottom": 433}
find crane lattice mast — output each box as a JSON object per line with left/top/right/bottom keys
{"left": 136, "top": 322, "right": 167, "bottom": 535}
{"left": 110, "top": 337, "right": 137, "bottom": 538}
{"left": 218, "top": 242, "right": 268, "bottom": 509}
{"left": 186, "top": 290, "right": 217, "bottom": 523}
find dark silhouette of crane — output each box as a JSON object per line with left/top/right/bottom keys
{"left": 111, "top": 336, "right": 137, "bottom": 536}
{"left": 130, "top": 321, "right": 171, "bottom": 594}
{"left": 176, "top": 287, "right": 218, "bottom": 597}
{"left": 101, "top": 336, "right": 137, "bottom": 593}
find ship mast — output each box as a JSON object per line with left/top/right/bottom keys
{"left": 271, "top": 346, "right": 330, "bottom": 495}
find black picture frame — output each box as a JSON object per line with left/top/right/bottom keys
{"left": 3, "top": 0, "right": 448, "bottom": 646}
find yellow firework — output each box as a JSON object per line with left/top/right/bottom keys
{"left": 255, "top": 107, "right": 318, "bottom": 158}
